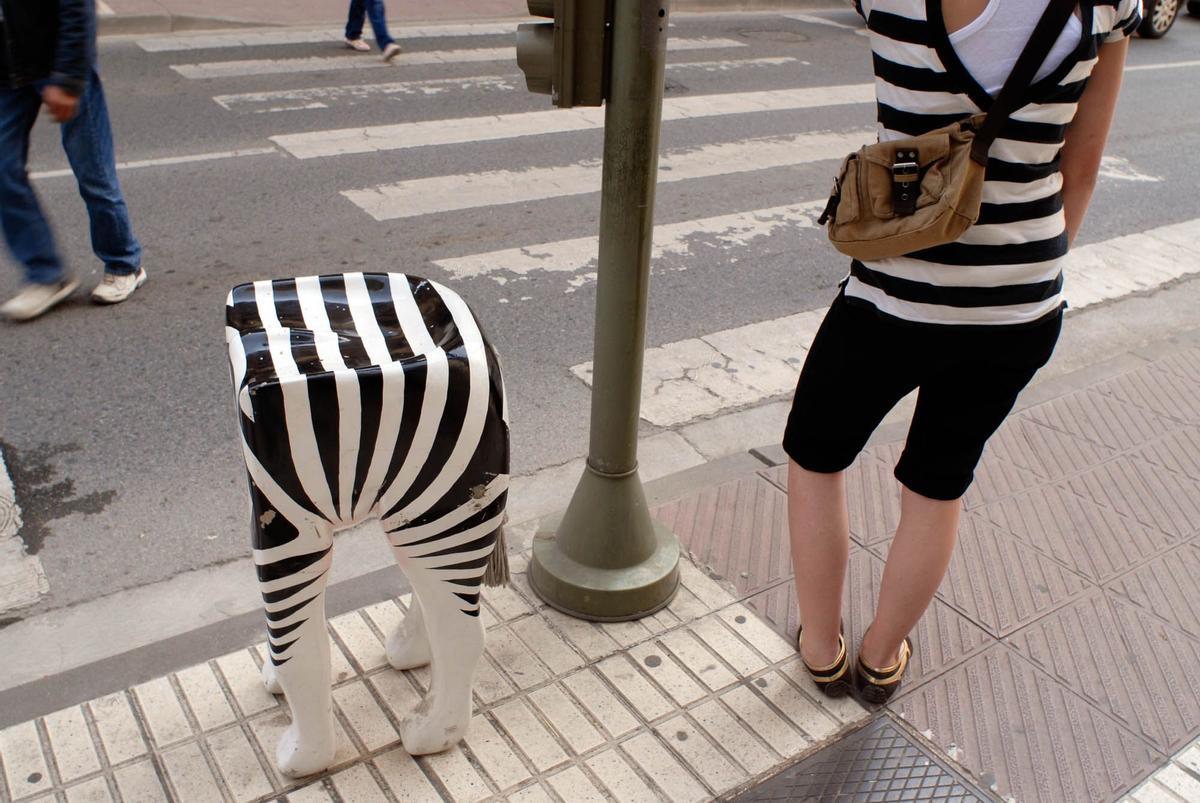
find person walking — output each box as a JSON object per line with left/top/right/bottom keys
{"left": 0, "top": 0, "right": 146, "bottom": 322}
{"left": 344, "top": 0, "right": 402, "bottom": 63}
{"left": 784, "top": 0, "right": 1141, "bottom": 702}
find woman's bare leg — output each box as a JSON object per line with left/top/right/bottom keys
{"left": 859, "top": 485, "right": 960, "bottom": 668}
{"left": 787, "top": 460, "right": 851, "bottom": 667}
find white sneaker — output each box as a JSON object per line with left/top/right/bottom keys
{"left": 345, "top": 38, "right": 371, "bottom": 52}
{"left": 0, "top": 277, "right": 80, "bottom": 321}
{"left": 91, "top": 268, "right": 147, "bottom": 305}
{"left": 381, "top": 43, "right": 401, "bottom": 63}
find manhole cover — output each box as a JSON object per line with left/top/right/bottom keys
{"left": 730, "top": 716, "right": 994, "bottom": 802}
{"left": 738, "top": 29, "right": 810, "bottom": 43}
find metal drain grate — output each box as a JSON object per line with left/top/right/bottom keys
{"left": 732, "top": 716, "right": 993, "bottom": 802}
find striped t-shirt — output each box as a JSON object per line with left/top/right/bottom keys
{"left": 845, "top": 0, "right": 1142, "bottom": 326}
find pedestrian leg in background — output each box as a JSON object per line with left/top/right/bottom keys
{"left": 365, "top": 0, "right": 402, "bottom": 62}
{"left": 61, "top": 68, "right": 146, "bottom": 305}
{"left": 0, "top": 86, "right": 79, "bottom": 322}
{"left": 343, "top": 0, "right": 372, "bottom": 51}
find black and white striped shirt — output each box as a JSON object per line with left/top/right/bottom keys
{"left": 845, "top": 0, "right": 1142, "bottom": 326}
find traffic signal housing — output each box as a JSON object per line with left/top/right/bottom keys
{"left": 516, "top": 0, "right": 610, "bottom": 108}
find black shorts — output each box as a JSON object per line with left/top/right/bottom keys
{"left": 783, "top": 292, "right": 1062, "bottom": 501}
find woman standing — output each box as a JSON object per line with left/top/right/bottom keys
{"left": 344, "top": 0, "right": 402, "bottom": 63}
{"left": 785, "top": 0, "right": 1141, "bottom": 701}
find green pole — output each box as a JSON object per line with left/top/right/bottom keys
{"left": 529, "top": 0, "right": 681, "bottom": 621}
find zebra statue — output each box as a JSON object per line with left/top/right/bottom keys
{"left": 225, "top": 272, "right": 510, "bottom": 778}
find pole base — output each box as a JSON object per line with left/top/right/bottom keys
{"left": 527, "top": 466, "right": 681, "bottom": 622}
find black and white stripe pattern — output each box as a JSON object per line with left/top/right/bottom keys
{"left": 225, "top": 272, "right": 510, "bottom": 669}
{"left": 849, "top": 0, "right": 1142, "bottom": 326}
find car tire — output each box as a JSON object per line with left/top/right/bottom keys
{"left": 1138, "top": 0, "right": 1181, "bottom": 37}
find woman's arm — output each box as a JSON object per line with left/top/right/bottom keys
{"left": 1060, "top": 37, "right": 1131, "bottom": 247}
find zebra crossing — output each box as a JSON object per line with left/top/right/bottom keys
{"left": 132, "top": 16, "right": 1200, "bottom": 432}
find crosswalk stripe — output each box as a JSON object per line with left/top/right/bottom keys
{"left": 29, "top": 147, "right": 280, "bottom": 180}
{"left": 140, "top": 21, "right": 531, "bottom": 52}
{"left": 1125, "top": 59, "right": 1200, "bottom": 73}
{"left": 434, "top": 200, "right": 826, "bottom": 284}
{"left": 215, "top": 57, "right": 800, "bottom": 115}
{"left": 172, "top": 38, "right": 746, "bottom": 79}
{"left": 570, "top": 217, "right": 1200, "bottom": 428}
{"left": 342, "top": 129, "right": 871, "bottom": 220}
{"left": 273, "top": 83, "right": 872, "bottom": 158}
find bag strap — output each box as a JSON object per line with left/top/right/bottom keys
{"left": 969, "top": 0, "right": 1079, "bottom": 164}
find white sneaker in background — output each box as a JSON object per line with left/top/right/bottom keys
{"left": 0, "top": 277, "right": 80, "bottom": 321}
{"left": 345, "top": 38, "right": 371, "bottom": 52}
{"left": 91, "top": 268, "right": 147, "bottom": 305}
{"left": 382, "top": 43, "right": 401, "bottom": 63}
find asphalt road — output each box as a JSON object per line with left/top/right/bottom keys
{"left": 2, "top": 10, "right": 1199, "bottom": 619}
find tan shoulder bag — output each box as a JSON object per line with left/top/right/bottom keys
{"left": 817, "top": 0, "right": 1078, "bottom": 261}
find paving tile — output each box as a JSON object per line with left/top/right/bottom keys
{"left": 1108, "top": 542, "right": 1200, "bottom": 643}
{"left": 846, "top": 453, "right": 902, "bottom": 546}
{"left": 367, "top": 669, "right": 423, "bottom": 723}
{"left": 1009, "top": 592, "right": 1200, "bottom": 754}
{"left": 1066, "top": 456, "right": 1200, "bottom": 540}
{"left": 286, "top": 780, "right": 336, "bottom": 802}
{"left": 246, "top": 710, "right": 356, "bottom": 790}
{"left": 732, "top": 716, "right": 991, "bottom": 802}
{"left": 1126, "top": 778, "right": 1186, "bottom": 803}
{"left": 628, "top": 641, "right": 707, "bottom": 707}
{"left": 774, "top": 660, "right": 868, "bottom": 726}
{"left": 490, "top": 698, "right": 569, "bottom": 773}
{"left": 658, "top": 627, "right": 738, "bottom": 693}
{"left": 596, "top": 654, "right": 674, "bottom": 723}
{"left": 719, "top": 684, "right": 810, "bottom": 759}
{"left": 175, "top": 663, "right": 238, "bottom": 732}
{"left": 751, "top": 670, "right": 841, "bottom": 741}
{"left": 42, "top": 705, "right": 101, "bottom": 783}
{"left": 1093, "top": 364, "right": 1200, "bottom": 425}
{"left": 1155, "top": 347, "right": 1200, "bottom": 384}
{"left": 462, "top": 714, "right": 530, "bottom": 792}
{"left": 113, "top": 759, "right": 167, "bottom": 802}
{"left": 63, "top": 776, "right": 113, "bottom": 803}
{"left": 689, "top": 616, "right": 768, "bottom": 678}
{"left": 0, "top": 721, "right": 52, "bottom": 799}
{"left": 1023, "top": 389, "right": 1176, "bottom": 454}
{"left": 993, "top": 414, "right": 1118, "bottom": 481}
{"left": 963, "top": 449, "right": 1047, "bottom": 510}
{"left": 486, "top": 624, "right": 551, "bottom": 690}
{"left": 653, "top": 475, "right": 791, "bottom": 597}
{"left": 876, "top": 515, "right": 1090, "bottom": 638}
{"left": 598, "top": 619, "right": 652, "bottom": 650}
{"left": 978, "top": 482, "right": 1172, "bottom": 584}
{"left": 160, "top": 741, "right": 222, "bottom": 803}
{"left": 132, "top": 677, "right": 194, "bottom": 748}
{"left": 562, "top": 668, "right": 640, "bottom": 740}
{"left": 655, "top": 714, "right": 744, "bottom": 796}
{"left": 688, "top": 698, "right": 778, "bottom": 776}
{"left": 332, "top": 681, "right": 399, "bottom": 752}
{"left": 361, "top": 599, "right": 404, "bottom": 645}
{"left": 715, "top": 603, "right": 796, "bottom": 664}
{"left": 422, "top": 745, "right": 492, "bottom": 803}
{"left": 587, "top": 748, "right": 658, "bottom": 801}
{"left": 896, "top": 643, "right": 1166, "bottom": 803}
{"left": 510, "top": 615, "right": 585, "bottom": 676}
{"left": 545, "top": 765, "right": 607, "bottom": 803}
{"left": 534, "top": 609, "right": 621, "bottom": 664}
{"left": 664, "top": 583, "right": 714, "bottom": 624}
{"left": 88, "top": 692, "right": 147, "bottom": 765}
{"left": 507, "top": 782, "right": 554, "bottom": 803}
{"left": 330, "top": 611, "right": 388, "bottom": 673}
{"left": 621, "top": 731, "right": 710, "bottom": 803}
{"left": 676, "top": 559, "right": 737, "bottom": 612}
{"left": 327, "top": 639, "right": 357, "bottom": 686}
{"left": 470, "top": 654, "right": 518, "bottom": 706}
{"left": 1152, "top": 765, "right": 1200, "bottom": 800}
{"left": 330, "top": 764, "right": 388, "bottom": 803}
{"left": 374, "top": 747, "right": 442, "bottom": 803}
{"left": 215, "top": 650, "right": 279, "bottom": 717}
{"left": 1176, "top": 741, "right": 1200, "bottom": 773}
{"left": 206, "top": 725, "right": 274, "bottom": 802}
{"left": 528, "top": 683, "right": 606, "bottom": 755}
{"left": 1136, "top": 426, "right": 1200, "bottom": 483}
{"left": 480, "top": 579, "right": 534, "bottom": 623}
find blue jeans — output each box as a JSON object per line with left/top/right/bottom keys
{"left": 0, "top": 68, "right": 141, "bottom": 285}
{"left": 345, "top": 0, "right": 395, "bottom": 48}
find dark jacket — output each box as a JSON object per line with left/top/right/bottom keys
{"left": 0, "top": 0, "right": 93, "bottom": 95}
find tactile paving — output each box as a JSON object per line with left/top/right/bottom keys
{"left": 1107, "top": 543, "right": 1200, "bottom": 643}
{"left": 730, "top": 715, "right": 992, "bottom": 802}
{"left": 1022, "top": 389, "right": 1176, "bottom": 454}
{"left": 1091, "top": 363, "right": 1200, "bottom": 425}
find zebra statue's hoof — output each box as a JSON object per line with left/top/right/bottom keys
{"left": 400, "top": 695, "right": 469, "bottom": 755}
{"left": 276, "top": 721, "right": 337, "bottom": 778}
{"left": 261, "top": 660, "right": 283, "bottom": 696}
{"left": 387, "top": 621, "right": 432, "bottom": 671}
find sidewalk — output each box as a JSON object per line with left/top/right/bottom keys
{"left": 3, "top": 331, "right": 1199, "bottom": 803}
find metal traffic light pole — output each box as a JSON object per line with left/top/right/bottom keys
{"left": 528, "top": 0, "right": 681, "bottom": 621}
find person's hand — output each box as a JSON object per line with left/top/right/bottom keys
{"left": 41, "top": 86, "right": 80, "bottom": 123}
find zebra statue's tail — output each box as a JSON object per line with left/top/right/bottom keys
{"left": 482, "top": 520, "right": 510, "bottom": 587}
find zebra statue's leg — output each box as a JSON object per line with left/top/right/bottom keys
{"left": 387, "top": 592, "right": 431, "bottom": 671}
{"left": 252, "top": 492, "right": 337, "bottom": 778}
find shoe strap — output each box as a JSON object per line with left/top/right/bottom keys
{"left": 858, "top": 638, "right": 912, "bottom": 686}
{"left": 798, "top": 631, "right": 848, "bottom": 677}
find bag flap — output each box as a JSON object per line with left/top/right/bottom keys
{"left": 861, "top": 133, "right": 951, "bottom": 170}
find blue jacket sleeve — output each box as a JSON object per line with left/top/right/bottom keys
{"left": 50, "top": 0, "right": 92, "bottom": 95}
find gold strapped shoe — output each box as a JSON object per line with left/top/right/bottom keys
{"left": 854, "top": 637, "right": 913, "bottom": 705}
{"left": 796, "top": 626, "right": 852, "bottom": 698}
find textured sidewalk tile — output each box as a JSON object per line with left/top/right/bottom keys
{"left": 677, "top": 559, "right": 737, "bottom": 612}
{"left": 490, "top": 699, "right": 568, "bottom": 772}
{"left": 0, "top": 720, "right": 52, "bottom": 799}
{"left": 545, "top": 765, "right": 606, "bottom": 802}
{"left": 752, "top": 670, "right": 841, "bottom": 741}
{"left": 368, "top": 669, "right": 423, "bottom": 722}
{"left": 206, "top": 725, "right": 274, "bottom": 802}
{"left": 689, "top": 616, "right": 768, "bottom": 678}
{"left": 511, "top": 615, "right": 585, "bottom": 676}
{"left": 688, "top": 698, "right": 777, "bottom": 776}
{"left": 470, "top": 653, "right": 518, "bottom": 705}
{"left": 528, "top": 684, "right": 605, "bottom": 755}
{"left": 463, "top": 714, "right": 531, "bottom": 792}
{"left": 330, "top": 764, "right": 388, "bottom": 803}
{"left": 731, "top": 716, "right": 991, "bottom": 802}
{"left": 133, "top": 677, "right": 194, "bottom": 748}
{"left": 988, "top": 415, "right": 1117, "bottom": 481}
{"left": 1092, "top": 364, "right": 1200, "bottom": 425}
{"left": 63, "top": 776, "right": 113, "bottom": 802}
{"left": 374, "top": 747, "right": 442, "bottom": 803}
{"left": 160, "top": 741, "right": 222, "bottom": 803}
{"left": 88, "top": 693, "right": 148, "bottom": 765}
{"left": 175, "top": 663, "right": 237, "bottom": 732}
{"left": 659, "top": 627, "right": 738, "bottom": 693}
{"left": 507, "top": 782, "right": 555, "bottom": 803}
{"left": 1065, "top": 457, "right": 1200, "bottom": 540}
{"left": 587, "top": 748, "right": 659, "bottom": 801}
{"left": 361, "top": 599, "right": 404, "bottom": 644}
{"left": 487, "top": 624, "right": 552, "bottom": 690}
{"left": 978, "top": 482, "right": 1171, "bottom": 584}
{"left": 963, "top": 451, "right": 1046, "bottom": 510}
{"left": 422, "top": 745, "right": 492, "bottom": 803}
{"left": 1023, "top": 390, "right": 1176, "bottom": 454}
{"left": 716, "top": 603, "right": 796, "bottom": 664}
{"left": 597, "top": 654, "right": 675, "bottom": 723}
{"left": 285, "top": 780, "right": 336, "bottom": 802}
{"left": 599, "top": 618, "right": 654, "bottom": 650}
{"left": 1152, "top": 765, "right": 1200, "bottom": 800}
{"left": 846, "top": 455, "right": 902, "bottom": 546}
{"left": 655, "top": 715, "right": 743, "bottom": 795}
{"left": 629, "top": 641, "right": 707, "bottom": 707}
{"left": 330, "top": 611, "right": 388, "bottom": 673}
{"left": 621, "top": 731, "right": 710, "bottom": 803}
{"left": 42, "top": 706, "right": 101, "bottom": 783}
{"left": 653, "top": 475, "right": 791, "bottom": 597}
{"left": 561, "top": 668, "right": 640, "bottom": 740}
{"left": 539, "top": 607, "right": 622, "bottom": 662}
{"left": 113, "top": 759, "right": 167, "bottom": 801}
{"left": 720, "top": 684, "right": 810, "bottom": 758}
{"left": 897, "top": 644, "right": 1165, "bottom": 803}
{"left": 1136, "top": 426, "right": 1200, "bottom": 482}
{"left": 332, "top": 682, "right": 398, "bottom": 752}
{"left": 215, "top": 650, "right": 279, "bottom": 717}
{"left": 1009, "top": 592, "right": 1200, "bottom": 754}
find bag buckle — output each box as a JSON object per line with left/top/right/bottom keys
{"left": 892, "top": 149, "right": 920, "bottom": 217}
